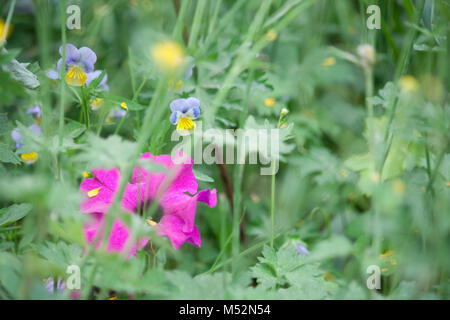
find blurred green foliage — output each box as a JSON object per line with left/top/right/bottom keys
{"left": 0, "top": 0, "right": 448, "bottom": 300}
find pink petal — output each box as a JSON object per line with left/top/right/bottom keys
{"left": 83, "top": 214, "right": 148, "bottom": 258}
{"left": 80, "top": 168, "right": 120, "bottom": 213}
{"left": 132, "top": 151, "right": 198, "bottom": 201}
{"left": 157, "top": 214, "right": 201, "bottom": 249}
{"left": 160, "top": 188, "right": 217, "bottom": 234}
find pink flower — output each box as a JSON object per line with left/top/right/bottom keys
{"left": 79, "top": 151, "right": 217, "bottom": 256}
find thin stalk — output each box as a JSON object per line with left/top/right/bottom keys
{"left": 207, "top": 0, "right": 222, "bottom": 35}
{"left": 57, "top": 0, "right": 67, "bottom": 179}
{"left": 187, "top": 0, "right": 206, "bottom": 49}
{"left": 172, "top": 0, "right": 190, "bottom": 42}
{"left": 0, "top": 0, "right": 16, "bottom": 48}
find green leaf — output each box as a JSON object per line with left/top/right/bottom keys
{"left": 193, "top": 169, "right": 214, "bottom": 182}
{"left": 0, "top": 203, "right": 32, "bottom": 227}
{"left": 0, "top": 143, "right": 21, "bottom": 164}
{"left": 306, "top": 235, "right": 352, "bottom": 263}
{"left": 62, "top": 119, "right": 86, "bottom": 139}
{"left": 1, "top": 49, "right": 40, "bottom": 89}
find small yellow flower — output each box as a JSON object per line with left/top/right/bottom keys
{"left": 120, "top": 102, "right": 128, "bottom": 110}
{"left": 151, "top": 41, "right": 184, "bottom": 72}
{"left": 322, "top": 57, "right": 336, "bottom": 68}
{"left": 393, "top": 179, "right": 405, "bottom": 195}
{"left": 265, "top": 29, "right": 277, "bottom": 41}
{"left": 399, "top": 75, "right": 419, "bottom": 93}
{"left": 381, "top": 268, "right": 389, "bottom": 272}
{"left": 83, "top": 171, "right": 94, "bottom": 178}
{"left": 87, "top": 187, "right": 101, "bottom": 198}
{"left": 264, "top": 98, "right": 276, "bottom": 107}
{"left": 90, "top": 98, "right": 104, "bottom": 111}
{"left": 176, "top": 117, "right": 195, "bottom": 135}
{"left": 107, "top": 296, "right": 117, "bottom": 300}
{"left": 65, "top": 66, "right": 87, "bottom": 86}
{"left": 340, "top": 169, "right": 349, "bottom": 178}
{"left": 0, "top": 19, "right": 12, "bottom": 43}
{"left": 21, "top": 152, "right": 38, "bottom": 164}
{"left": 146, "top": 219, "right": 157, "bottom": 226}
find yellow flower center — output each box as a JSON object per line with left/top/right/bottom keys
{"left": 152, "top": 41, "right": 184, "bottom": 72}
{"left": 65, "top": 66, "right": 87, "bottom": 87}
{"left": 264, "top": 98, "right": 276, "bottom": 107}
{"left": 120, "top": 102, "right": 128, "bottom": 110}
{"left": 176, "top": 117, "right": 195, "bottom": 135}
{"left": 87, "top": 187, "right": 101, "bottom": 198}
{"left": 21, "top": 152, "right": 38, "bottom": 164}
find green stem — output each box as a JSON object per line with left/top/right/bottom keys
{"left": 57, "top": 0, "right": 67, "bottom": 180}
{"left": 270, "top": 166, "right": 276, "bottom": 248}
{"left": 187, "top": 0, "right": 206, "bottom": 49}
{"left": 172, "top": 0, "right": 190, "bottom": 42}
{"left": 0, "top": 0, "right": 16, "bottom": 48}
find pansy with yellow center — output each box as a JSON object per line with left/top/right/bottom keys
{"left": 21, "top": 152, "right": 38, "bottom": 164}
{"left": 152, "top": 41, "right": 184, "bottom": 73}
{"left": 46, "top": 44, "right": 97, "bottom": 87}
{"left": 169, "top": 97, "right": 200, "bottom": 136}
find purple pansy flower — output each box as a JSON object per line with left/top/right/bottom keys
{"left": 169, "top": 97, "right": 200, "bottom": 136}
{"left": 80, "top": 151, "right": 217, "bottom": 256}
{"left": 46, "top": 43, "right": 97, "bottom": 86}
